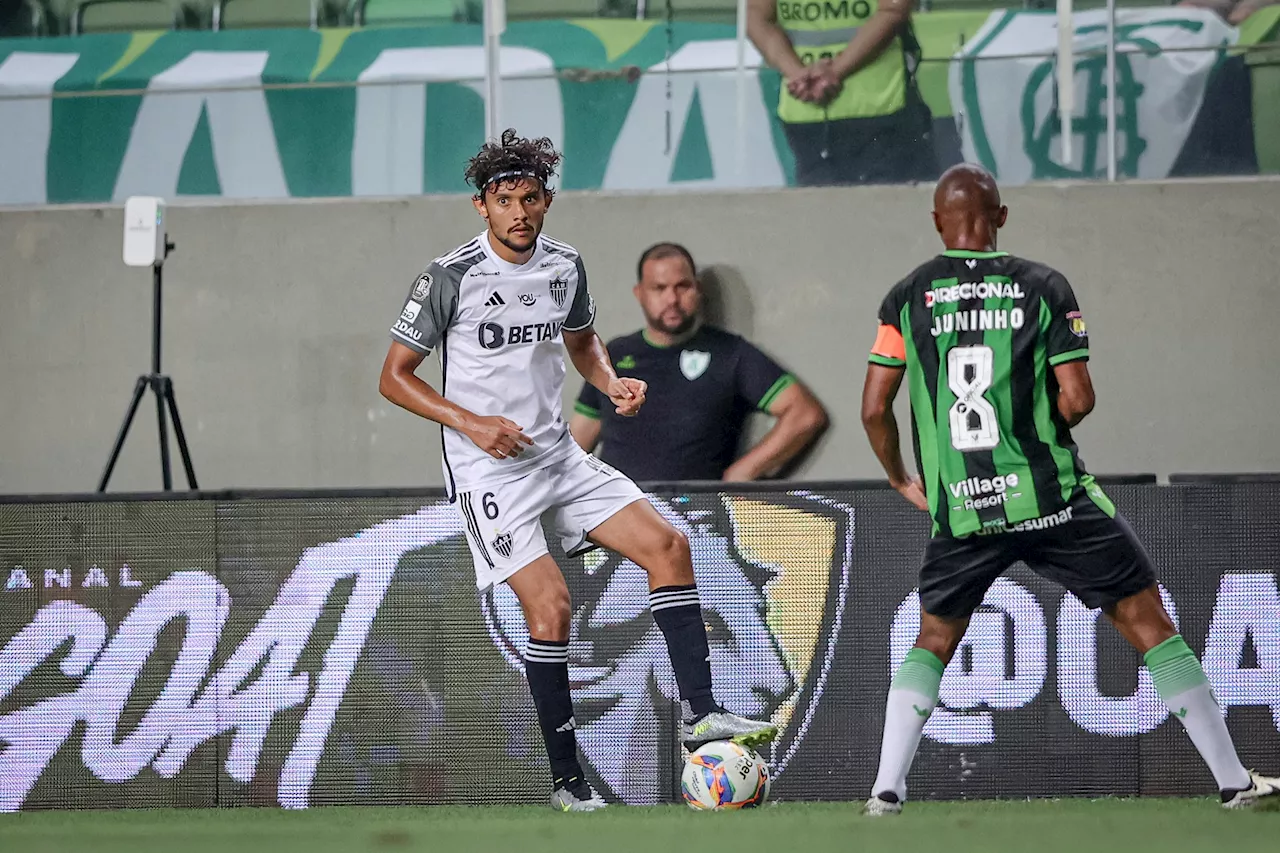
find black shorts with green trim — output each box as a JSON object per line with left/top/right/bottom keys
{"left": 918, "top": 491, "right": 1158, "bottom": 620}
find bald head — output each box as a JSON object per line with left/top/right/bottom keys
{"left": 934, "top": 163, "right": 1001, "bottom": 213}
{"left": 932, "top": 163, "right": 1007, "bottom": 251}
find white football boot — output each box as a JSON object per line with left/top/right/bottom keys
{"left": 862, "top": 792, "right": 903, "bottom": 816}
{"left": 1221, "top": 771, "right": 1280, "bottom": 810}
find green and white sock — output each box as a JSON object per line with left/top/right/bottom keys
{"left": 870, "top": 647, "right": 944, "bottom": 802}
{"left": 1145, "top": 635, "right": 1250, "bottom": 792}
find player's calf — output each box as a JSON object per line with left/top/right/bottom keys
{"left": 1108, "top": 589, "right": 1256, "bottom": 799}
{"left": 591, "top": 501, "right": 777, "bottom": 743}
{"left": 865, "top": 612, "right": 967, "bottom": 811}
{"left": 507, "top": 558, "right": 588, "bottom": 797}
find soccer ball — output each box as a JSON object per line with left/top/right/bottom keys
{"left": 680, "top": 741, "right": 771, "bottom": 810}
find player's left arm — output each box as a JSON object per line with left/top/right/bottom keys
{"left": 561, "top": 256, "right": 646, "bottom": 417}
{"left": 1043, "top": 272, "right": 1095, "bottom": 427}
{"left": 723, "top": 343, "right": 827, "bottom": 482}
{"left": 862, "top": 314, "right": 927, "bottom": 511}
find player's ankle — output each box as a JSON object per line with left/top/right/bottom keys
{"left": 551, "top": 760, "right": 585, "bottom": 789}
{"left": 686, "top": 707, "right": 724, "bottom": 724}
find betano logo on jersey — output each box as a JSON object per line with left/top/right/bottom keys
{"left": 478, "top": 321, "right": 564, "bottom": 350}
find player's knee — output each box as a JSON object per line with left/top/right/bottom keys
{"left": 637, "top": 526, "right": 693, "bottom": 583}
{"left": 657, "top": 527, "right": 692, "bottom": 571}
{"left": 526, "top": 587, "right": 572, "bottom": 641}
{"left": 915, "top": 623, "right": 963, "bottom": 665}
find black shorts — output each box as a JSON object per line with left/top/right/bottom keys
{"left": 919, "top": 493, "right": 1158, "bottom": 620}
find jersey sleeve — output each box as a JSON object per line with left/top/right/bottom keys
{"left": 574, "top": 381, "right": 604, "bottom": 420}
{"left": 868, "top": 288, "right": 907, "bottom": 368}
{"left": 389, "top": 262, "right": 459, "bottom": 354}
{"left": 1043, "top": 273, "right": 1090, "bottom": 366}
{"left": 736, "top": 340, "right": 794, "bottom": 413}
{"left": 564, "top": 256, "right": 596, "bottom": 332}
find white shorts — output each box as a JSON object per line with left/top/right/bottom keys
{"left": 453, "top": 447, "right": 646, "bottom": 591}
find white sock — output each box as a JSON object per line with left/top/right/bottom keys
{"left": 1145, "top": 635, "right": 1250, "bottom": 792}
{"left": 871, "top": 647, "right": 944, "bottom": 802}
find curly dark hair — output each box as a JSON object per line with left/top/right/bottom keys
{"left": 464, "top": 128, "right": 563, "bottom": 201}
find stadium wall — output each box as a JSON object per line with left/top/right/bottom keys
{"left": 0, "top": 479, "right": 1277, "bottom": 810}
{"left": 1, "top": 178, "right": 1278, "bottom": 493}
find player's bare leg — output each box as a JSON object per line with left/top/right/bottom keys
{"left": 865, "top": 609, "right": 968, "bottom": 816}
{"left": 505, "top": 555, "right": 605, "bottom": 811}
{"left": 587, "top": 499, "right": 779, "bottom": 750}
{"left": 1104, "top": 585, "right": 1279, "bottom": 809}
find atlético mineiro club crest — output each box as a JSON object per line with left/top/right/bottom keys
{"left": 549, "top": 276, "right": 568, "bottom": 308}
{"left": 412, "top": 273, "right": 432, "bottom": 302}
{"left": 680, "top": 350, "right": 711, "bottom": 381}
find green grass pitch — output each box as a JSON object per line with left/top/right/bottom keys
{"left": 2, "top": 799, "right": 1277, "bottom": 853}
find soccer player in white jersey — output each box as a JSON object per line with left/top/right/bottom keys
{"left": 378, "top": 130, "right": 778, "bottom": 811}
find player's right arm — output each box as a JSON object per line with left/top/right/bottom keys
{"left": 1043, "top": 271, "right": 1095, "bottom": 428}
{"left": 378, "top": 264, "right": 532, "bottom": 460}
{"left": 1053, "top": 361, "right": 1095, "bottom": 427}
{"left": 379, "top": 344, "right": 531, "bottom": 459}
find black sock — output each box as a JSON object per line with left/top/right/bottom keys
{"left": 649, "top": 585, "right": 718, "bottom": 719}
{"left": 523, "top": 638, "right": 583, "bottom": 787}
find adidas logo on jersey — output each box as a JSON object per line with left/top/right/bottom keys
{"left": 485, "top": 293, "right": 506, "bottom": 308}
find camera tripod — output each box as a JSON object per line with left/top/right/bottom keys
{"left": 98, "top": 237, "right": 199, "bottom": 492}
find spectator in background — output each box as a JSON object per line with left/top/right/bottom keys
{"left": 1179, "top": 0, "right": 1277, "bottom": 25}
{"left": 569, "top": 243, "right": 827, "bottom": 482}
{"left": 747, "top": 0, "right": 937, "bottom": 187}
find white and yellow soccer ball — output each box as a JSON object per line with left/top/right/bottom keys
{"left": 680, "top": 741, "right": 771, "bottom": 810}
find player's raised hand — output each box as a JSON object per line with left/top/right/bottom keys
{"left": 894, "top": 477, "right": 929, "bottom": 512}
{"left": 608, "top": 377, "right": 647, "bottom": 417}
{"left": 466, "top": 415, "right": 534, "bottom": 459}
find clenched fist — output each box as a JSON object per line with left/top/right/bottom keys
{"left": 608, "top": 377, "right": 647, "bottom": 417}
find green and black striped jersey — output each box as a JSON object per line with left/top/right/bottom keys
{"left": 869, "top": 249, "right": 1096, "bottom": 538}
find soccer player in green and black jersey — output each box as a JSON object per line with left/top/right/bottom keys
{"left": 859, "top": 163, "right": 1280, "bottom": 815}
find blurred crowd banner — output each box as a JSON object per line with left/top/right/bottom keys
{"left": 954, "top": 8, "right": 1238, "bottom": 183}
{"left": 1, "top": 481, "right": 1278, "bottom": 811}
{"left": 0, "top": 7, "right": 1277, "bottom": 204}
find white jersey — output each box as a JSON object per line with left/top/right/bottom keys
{"left": 389, "top": 231, "right": 596, "bottom": 496}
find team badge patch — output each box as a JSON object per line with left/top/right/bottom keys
{"left": 1067, "top": 311, "right": 1087, "bottom": 337}
{"left": 549, "top": 276, "right": 568, "bottom": 308}
{"left": 680, "top": 350, "right": 711, "bottom": 381}
{"left": 617, "top": 355, "right": 637, "bottom": 370}
{"left": 492, "top": 533, "right": 513, "bottom": 560}
{"left": 412, "top": 272, "right": 432, "bottom": 302}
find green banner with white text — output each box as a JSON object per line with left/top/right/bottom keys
{"left": 0, "top": 9, "right": 1276, "bottom": 205}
